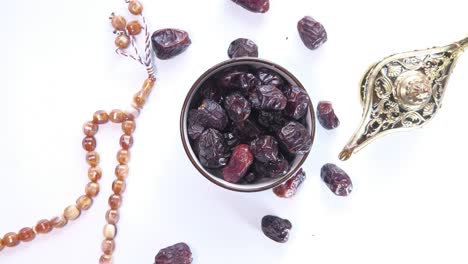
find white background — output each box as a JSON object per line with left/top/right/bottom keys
{"left": 1, "top": 0, "right": 467, "bottom": 263}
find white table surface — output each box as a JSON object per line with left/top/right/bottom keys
{"left": 1, "top": 0, "right": 467, "bottom": 263}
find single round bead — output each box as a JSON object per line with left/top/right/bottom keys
{"left": 50, "top": 216, "right": 68, "bottom": 228}
{"left": 106, "top": 210, "right": 120, "bottom": 225}
{"left": 35, "top": 220, "right": 53, "bottom": 234}
{"left": 0, "top": 239, "right": 4, "bottom": 251}
{"left": 93, "top": 110, "right": 109, "bottom": 124}
{"left": 99, "top": 254, "right": 112, "bottom": 264}
{"left": 108, "top": 194, "right": 122, "bottom": 210}
{"left": 117, "top": 149, "right": 130, "bottom": 164}
{"left": 120, "top": 135, "right": 133, "bottom": 150}
{"left": 83, "top": 121, "right": 98, "bottom": 136}
{"left": 109, "top": 109, "right": 126, "bottom": 123}
{"left": 88, "top": 167, "right": 102, "bottom": 182}
{"left": 112, "top": 180, "right": 126, "bottom": 195}
{"left": 18, "top": 227, "right": 35, "bottom": 242}
{"left": 76, "top": 195, "right": 93, "bottom": 210}
{"left": 103, "top": 224, "right": 117, "bottom": 240}
{"left": 101, "top": 239, "right": 115, "bottom": 255}
{"left": 122, "top": 120, "right": 136, "bottom": 135}
{"left": 115, "top": 34, "right": 130, "bottom": 49}
{"left": 82, "top": 136, "right": 97, "bottom": 151}
{"left": 86, "top": 151, "right": 100, "bottom": 166}
{"left": 111, "top": 15, "right": 126, "bottom": 31}
{"left": 115, "top": 164, "right": 129, "bottom": 179}
{"left": 2, "top": 232, "right": 19, "bottom": 247}
{"left": 128, "top": 0, "right": 144, "bottom": 15}
{"left": 126, "top": 20, "right": 142, "bottom": 35}
{"left": 64, "top": 205, "right": 81, "bottom": 221}
{"left": 85, "top": 182, "right": 100, "bottom": 197}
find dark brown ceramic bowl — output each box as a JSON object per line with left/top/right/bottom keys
{"left": 180, "top": 57, "right": 315, "bottom": 192}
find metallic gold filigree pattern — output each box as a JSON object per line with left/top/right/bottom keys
{"left": 340, "top": 36, "right": 468, "bottom": 161}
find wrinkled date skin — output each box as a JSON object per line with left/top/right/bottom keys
{"left": 256, "top": 68, "right": 284, "bottom": 87}
{"left": 321, "top": 163, "right": 353, "bottom": 196}
{"left": 250, "top": 85, "right": 287, "bottom": 110}
{"left": 218, "top": 70, "right": 260, "bottom": 95}
{"left": 317, "top": 101, "right": 340, "bottom": 130}
{"left": 224, "top": 93, "right": 252, "bottom": 122}
{"left": 223, "top": 144, "right": 254, "bottom": 183}
{"left": 155, "top": 242, "right": 193, "bottom": 264}
{"left": 228, "top": 38, "right": 259, "bottom": 58}
{"left": 151, "top": 28, "right": 192, "bottom": 60}
{"left": 273, "top": 168, "right": 306, "bottom": 198}
{"left": 231, "top": 0, "right": 270, "bottom": 13}
{"left": 187, "top": 109, "right": 206, "bottom": 140}
{"left": 284, "top": 86, "right": 310, "bottom": 120}
{"left": 261, "top": 215, "right": 292, "bottom": 243}
{"left": 297, "top": 16, "right": 327, "bottom": 50}
{"left": 198, "top": 99, "right": 228, "bottom": 131}
{"left": 250, "top": 135, "right": 279, "bottom": 163}
{"left": 196, "top": 129, "right": 229, "bottom": 169}
{"left": 277, "top": 121, "right": 312, "bottom": 154}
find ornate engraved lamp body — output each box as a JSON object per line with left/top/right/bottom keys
{"left": 340, "top": 37, "right": 468, "bottom": 161}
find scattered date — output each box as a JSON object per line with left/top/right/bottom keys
{"left": 231, "top": 0, "right": 270, "bottom": 13}
{"left": 317, "top": 101, "right": 340, "bottom": 130}
{"left": 297, "top": 16, "right": 327, "bottom": 50}
{"left": 261, "top": 215, "right": 292, "bottom": 243}
{"left": 321, "top": 163, "right": 353, "bottom": 196}
{"left": 228, "top": 38, "right": 259, "bottom": 58}
{"left": 155, "top": 242, "right": 193, "bottom": 264}
{"left": 151, "top": 28, "right": 191, "bottom": 60}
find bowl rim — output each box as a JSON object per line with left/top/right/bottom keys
{"left": 180, "top": 57, "right": 316, "bottom": 192}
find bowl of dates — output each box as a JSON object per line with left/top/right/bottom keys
{"left": 180, "top": 57, "right": 315, "bottom": 192}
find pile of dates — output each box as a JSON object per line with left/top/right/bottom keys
{"left": 187, "top": 65, "right": 312, "bottom": 184}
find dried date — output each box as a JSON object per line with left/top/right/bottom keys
{"left": 317, "top": 101, "right": 340, "bottom": 129}
{"left": 256, "top": 68, "right": 284, "bottom": 87}
{"left": 196, "top": 129, "right": 229, "bottom": 169}
{"left": 151, "top": 28, "right": 191, "bottom": 60}
{"left": 250, "top": 85, "right": 287, "bottom": 110}
{"left": 297, "top": 16, "right": 327, "bottom": 50}
{"left": 277, "top": 121, "right": 312, "bottom": 154}
{"left": 223, "top": 144, "right": 254, "bottom": 183}
{"left": 198, "top": 99, "right": 228, "bottom": 131}
{"left": 228, "top": 38, "right": 259, "bottom": 58}
{"left": 261, "top": 215, "right": 292, "bottom": 243}
{"left": 250, "top": 135, "right": 279, "bottom": 163}
{"left": 187, "top": 109, "right": 205, "bottom": 140}
{"left": 284, "top": 86, "right": 310, "bottom": 120}
{"left": 218, "top": 70, "right": 260, "bottom": 95}
{"left": 224, "top": 93, "right": 252, "bottom": 122}
{"left": 231, "top": 0, "right": 270, "bottom": 13}
{"left": 273, "top": 168, "right": 306, "bottom": 198}
{"left": 155, "top": 242, "right": 193, "bottom": 264}
{"left": 321, "top": 163, "right": 353, "bottom": 196}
